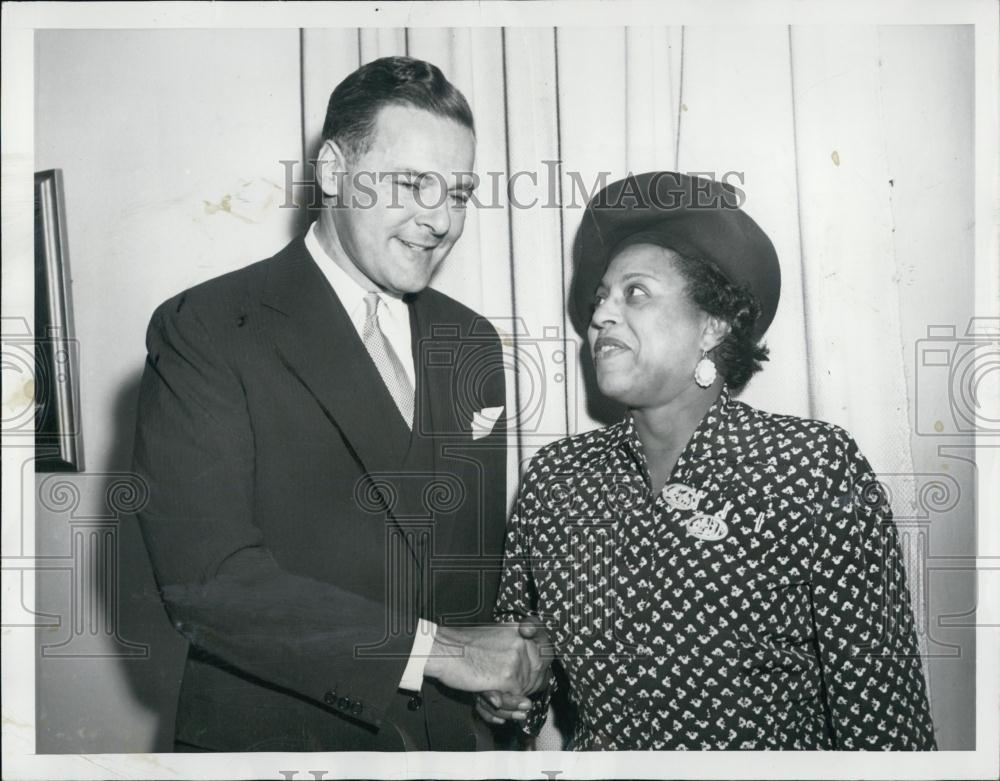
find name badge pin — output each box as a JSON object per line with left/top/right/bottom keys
{"left": 685, "top": 501, "right": 733, "bottom": 542}
{"left": 661, "top": 482, "right": 706, "bottom": 513}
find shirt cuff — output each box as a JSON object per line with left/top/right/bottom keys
{"left": 398, "top": 619, "right": 437, "bottom": 692}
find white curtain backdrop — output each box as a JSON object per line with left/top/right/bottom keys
{"left": 298, "top": 24, "right": 966, "bottom": 747}
{"left": 302, "top": 23, "right": 919, "bottom": 479}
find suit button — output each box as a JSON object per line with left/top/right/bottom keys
{"left": 351, "top": 702, "right": 363, "bottom": 716}
{"left": 407, "top": 695, "right": 422, "bottom": 711}
{"left": 338, "top": 697, "right": 349, "bottom": 710}
{"left": 323, "top": 690, "right": 337, "bottom": 706}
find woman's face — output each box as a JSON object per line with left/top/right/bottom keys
{"left": 588, "top": 243, "right": 710, "bottom": 409}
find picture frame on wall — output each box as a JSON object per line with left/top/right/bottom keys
{"left": 34, "top": 168, "right": 84, "bottom": 472}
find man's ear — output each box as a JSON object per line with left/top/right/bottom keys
{"left": 316, "top": 139, "right": 348, "bottom": 199}
{"left": 701, "top": 315, "right": 732, "bottom": 353}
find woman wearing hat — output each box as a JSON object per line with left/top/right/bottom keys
{"left": 479, "top": 172, "right": 936, "bottom": 750}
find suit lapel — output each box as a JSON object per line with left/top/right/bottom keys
{"left": 261, "top": 238, "right": 412, "bottom": 477}
{"left": 410, "top": 293, "right": 461, "bottom": 446}
{"left": 409, "top": 295, "right": 466, "bottom": 575}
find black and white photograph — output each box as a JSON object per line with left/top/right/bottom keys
{"left": 2, "top": 1, "right": 998, "bottom": 779}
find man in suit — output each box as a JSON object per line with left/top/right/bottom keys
{"left": 133, "top": 56, "right": 547, "bottom": 752}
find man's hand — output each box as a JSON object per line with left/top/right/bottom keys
{"left": 424, "top": 616, "right": 553, "bottom": 697}
{"left": 423, "top": 622, "right": 547, "bottom": 695}
{"left": 473, "top": 616, "right": 554, "bottom": 725}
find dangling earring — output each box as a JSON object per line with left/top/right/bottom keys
{"left": 694, "top": 350, "right": 717, "bottom": 388}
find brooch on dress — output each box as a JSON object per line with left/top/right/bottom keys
{"left": 662, "top": 483, "right": 732, "bottom": 542}
{"left": 661, "top": 483, "right": 706, "bottom": 512}
{"left": 684, "top": 501, "right": 733, "bottom": 542}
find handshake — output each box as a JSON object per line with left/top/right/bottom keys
{"left": 423, "top": 617, "right": 553, "bottom": 725}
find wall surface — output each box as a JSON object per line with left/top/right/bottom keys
{"left": 32, "top": 25, "right": 977, "bottom": 753}
{"left": 878, "top": 25, "right": 977, "bottom": 753}
{"left": 34, "top": 28, "right": 304, "bottom": 753}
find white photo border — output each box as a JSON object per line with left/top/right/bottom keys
{"left": 2, "top": 1, "right": 998, "bottom": 779}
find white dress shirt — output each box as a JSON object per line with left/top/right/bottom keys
{"left": 304, "top": 222, "right": 436, "bottom": 693}
{"left": 304, "top": 223, "right": 415, "bottom": 386}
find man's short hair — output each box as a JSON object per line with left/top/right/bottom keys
{"left": 322, "top": 56, "right": 475, "bottom": 161}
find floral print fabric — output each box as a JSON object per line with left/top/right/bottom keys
{"left": 495, "top": 388, "right": 936, "bottom": 750}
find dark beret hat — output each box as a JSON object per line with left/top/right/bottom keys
{"left": 570, "top": 171, "right": 780, "bottom": 340}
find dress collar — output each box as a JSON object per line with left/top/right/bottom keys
{"left": 609, "top": 385, "right": 735, "bottom": 476}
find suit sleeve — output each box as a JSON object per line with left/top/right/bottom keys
{"left": 810, "top": 432, "right": 936, "bottom": 749}
{"left": 133, "top": 293, "right": 414, "bottom": 729}
{"left": 493, "top": 455, "right": 556, "bottom": 737}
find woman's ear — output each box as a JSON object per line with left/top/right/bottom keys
{"left": 316, "top": 139, "right": 348, "bottom": 199}
{"left": 701, "top": 315, "right": 732, "bottom": 353}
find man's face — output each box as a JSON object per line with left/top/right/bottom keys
{"left": 321, "top": 104, "right": 476, "bottom": 295}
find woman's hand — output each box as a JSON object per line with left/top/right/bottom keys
{"left": 517, "top": 614, "right": 555, "bottom": 693}
{"left": 476, "top": 689, "right": 532, "bottom": 724}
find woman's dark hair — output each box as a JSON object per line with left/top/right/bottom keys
{"left": 670, "top": 250, "right": 769, "bottom": 392}
{"left": 322, "top": 56, "right": 475, "bottom": 160}
{"left": 610, "top": 232, "right": 770, "bottom": 392}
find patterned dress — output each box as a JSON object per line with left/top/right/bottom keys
{"left": 495, "top": 387, "right": 936, "bottom": 750}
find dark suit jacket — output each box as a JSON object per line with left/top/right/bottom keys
{"left": 133, "top": 236, "right": 508, "bottom": 751}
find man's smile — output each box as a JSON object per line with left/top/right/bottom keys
{"left": 397, "top": 237, "right": 438, "bottom": 253}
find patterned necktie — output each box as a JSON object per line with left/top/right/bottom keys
{"left": 362, "top": 292, "right": 414, "bottom": 429}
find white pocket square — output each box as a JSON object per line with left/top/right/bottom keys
{"left": 471, "top": 406, "right": 504, "bottom": 440}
